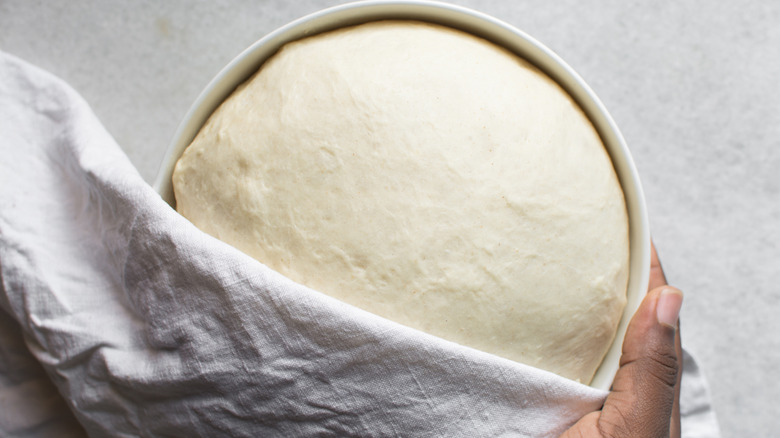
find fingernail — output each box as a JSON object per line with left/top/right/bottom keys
{"left": 657, "top": 288, "right": 684, "bottom": 328}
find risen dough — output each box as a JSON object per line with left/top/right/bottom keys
{"left": 173, "top": 21, "right": 629, "bottom": 383}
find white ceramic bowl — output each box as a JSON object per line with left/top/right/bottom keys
{"left": 154, "top": 0, "right": 650, "bottom": 390}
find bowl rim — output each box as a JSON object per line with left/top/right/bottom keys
{"left": 153, "top": 0, "right": 650, "bottom": 391}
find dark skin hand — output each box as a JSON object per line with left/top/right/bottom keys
{"left": 561, "top": 243, "right": 683, "bottom": 438}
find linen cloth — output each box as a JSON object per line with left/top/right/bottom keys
{"left": 0, "top": 50, "right": 719, "bottom": 437}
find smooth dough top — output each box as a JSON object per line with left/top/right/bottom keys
{"left": 173, "top": 21, "right": 629, "bottom": 383}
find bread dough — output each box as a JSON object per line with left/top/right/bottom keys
{"left": 172, "top": 21, "right": 629, "bottom": 383}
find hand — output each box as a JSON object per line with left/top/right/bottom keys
{"left": 561, "top": 243, "right": 683, "bottom": 438}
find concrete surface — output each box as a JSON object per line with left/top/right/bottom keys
{"left": 3, "top": 1, "right": 778, "bottom": 436}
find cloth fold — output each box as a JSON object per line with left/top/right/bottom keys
{"left": 0, "top": 50, "right": 719, "bottom": 437}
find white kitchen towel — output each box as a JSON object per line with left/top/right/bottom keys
{"left": 0, "top": 50, "right": 719, "bottom": 437}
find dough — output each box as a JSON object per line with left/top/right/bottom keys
{"left": 172, "top": 21, "right": 629, "bottom": 383}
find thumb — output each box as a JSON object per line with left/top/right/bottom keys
{"left": 599, "top": 286, "right": 683, "bottom": 437}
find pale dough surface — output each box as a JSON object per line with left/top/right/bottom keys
{"left": 172, "top": 21, "right": 629, "bottom": 383}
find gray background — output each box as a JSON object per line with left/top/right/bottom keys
{"left": 2, "top": 1, "right": 777, "bottom": 436}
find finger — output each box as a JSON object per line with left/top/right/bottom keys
{"left": 670, "top": 319, "right": 682, "bottom": 438}
{"left": 597, "top": 286, "right": 683, "bottom": 438}
{"left": 649, "top": 240, "right": 667, "bottom": 290}
{"left": 649, "top": 241, "right": 682, "bottom": 438}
